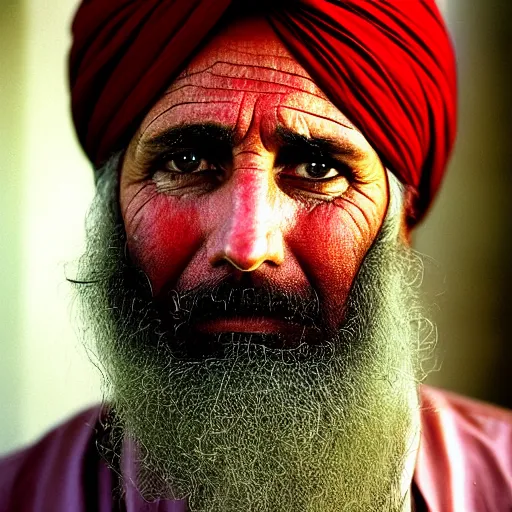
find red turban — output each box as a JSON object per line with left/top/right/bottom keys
{"left": 69, "top": 0, "right": 457, "bottom": 226}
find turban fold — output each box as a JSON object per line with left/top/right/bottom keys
{"left": 69, "top": 0, "right": 457, "bottom": 226}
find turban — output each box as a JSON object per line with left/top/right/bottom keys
{"left": 69, "top": 0, "right": 457, "bottom": 226}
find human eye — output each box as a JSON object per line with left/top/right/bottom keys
{"left": 277, "top": 152, "right": 351, "bottom": 199}
{"left": 293, "top": 161, "right": 342, "bottom": 180}
{"left": 150, "top": 149, "right": 225, "bottom": 195}
{"left": 163, "top": 150, "right": 216, "bottom": 174}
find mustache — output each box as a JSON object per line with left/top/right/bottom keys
{"left": 157, "top": 277, "right": 323, "bottom": 334}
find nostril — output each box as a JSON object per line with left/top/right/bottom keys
{"left": 223, "top": 236, "right": 270, "bottom": 272}
{"left": 209, "top": 226, "right": 284, "bottom": 272}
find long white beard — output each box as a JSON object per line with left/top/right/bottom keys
{"left": 76, "top": 159, "right": 430, "bottom": 512}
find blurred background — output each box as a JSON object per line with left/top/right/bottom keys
{"left": 0, "top": 0, "right": 510, "bottom": 455}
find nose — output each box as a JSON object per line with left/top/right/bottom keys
{"left": 209, "top": 170, "right": 285, "bottom": 272}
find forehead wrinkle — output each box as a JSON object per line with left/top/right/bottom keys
{"left": 171, "top": 64, "right": 323, "bottom": 98}
{"left": 209, "top": 64, "right": 318, "bottom": 93}
{"left": 278, "top": 105, "right": 357, "bottom": 133}
{"left": 167, "top": 83, "right": 288, "bottom": 98}
{"left": 207, "top": 61, "right": 317, "bottom": 87}
{"left": 177, "top": 47, "right": 309, "bottom": 78}
{"left": 234, "top": 90, "right": 247, "bottom": 143}
{"left": 160, "top": 84, "right": 245, "bottom": 108}
{"left": 136, "top": 35, "right": 362, "bottom": 156}
{"left": 137, "top": 100, "right": 237, "bottom": 145}
{"left": 233, "top": 93, "right": 282, "bottom": 150}
{"left": 172, "top": 83, "right": 326, "bottom": 104}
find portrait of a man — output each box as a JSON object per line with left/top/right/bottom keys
{"left": 0, "top": 1, "right": 511, "bottom": 511}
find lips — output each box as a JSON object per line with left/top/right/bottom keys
{"left": 189, "top": 313, "right": 327, "bottom": 353}
{"left": 196, "top": 315, "right": 307, "bottom": 335}
{"left": 153, "top": 278, "right": 326, "bottom": 356}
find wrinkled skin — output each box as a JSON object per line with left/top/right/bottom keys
{"left": 120, "top": 17, "right": 390, "bottom": 339}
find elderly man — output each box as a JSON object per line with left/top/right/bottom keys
{"left": 1, "top": 1, "right": 511, "bottom": 511}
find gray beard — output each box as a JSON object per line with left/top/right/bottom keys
{"left": 74, "top": 155, "right": 431, "bottom": 512}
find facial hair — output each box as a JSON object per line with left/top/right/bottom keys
{"left": 74, "top": 154, "right": 431, "bottom": 512}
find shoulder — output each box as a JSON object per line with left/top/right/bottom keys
{"left": 415, "top": 384, "right": 512, "bottom": 512}
{"left": 420, "top": 384, "right": 512, "bottom": 425}
{"left": 0, "top": 406, "right": 114, "bottom": 512}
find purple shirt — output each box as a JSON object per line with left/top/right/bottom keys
{"left": 1, "top": 385, "right": 511, "bottom": 511}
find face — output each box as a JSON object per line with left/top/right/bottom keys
{"left": 79, "top": 16, "right": 423, "bottom": 512}
{"left": 119, "top": 17, "right": 389, "bottom": 342}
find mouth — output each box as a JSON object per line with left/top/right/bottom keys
{"left": 192, "top": 315, "right": 323, "bottom": 350}
{"left": 156, "top": 281, "right": 324, "bottom": 354}
{"left": 196, "top": 316, "right": 303, "bottom": 334}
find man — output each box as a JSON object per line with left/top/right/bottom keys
{"left": 1, "top": 1, "right": 511, "bottom": 511}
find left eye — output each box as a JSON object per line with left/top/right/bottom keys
{"left": 165, "top": 151, "right": 212, "bottom": 173}
{"left": 295, "top": 162, "right": 340, "bottom": 180}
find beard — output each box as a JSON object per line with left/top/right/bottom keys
{"left": 74, "top": 154, "right": 431, "bottom": 512}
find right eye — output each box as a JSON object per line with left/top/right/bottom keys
{"left": 164, "top": 151, "right": 215, "bottom": 174}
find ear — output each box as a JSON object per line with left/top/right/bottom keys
{"left": 401, "top": 185, "right": 417, "bottom": 245}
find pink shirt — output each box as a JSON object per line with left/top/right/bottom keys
{"left": 1, "top": 385, "right": 511, "bottom": 511}
{"left": 416, "top": 386, "right": 512, "bottom": 511}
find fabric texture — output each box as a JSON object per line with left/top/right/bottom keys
{"left": 69, "top": 0, "right": 457, "bottom": 226}
{"left": 1, "top": 385, "right": 511, "bottom": 511}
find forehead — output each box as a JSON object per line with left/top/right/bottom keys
{"left": 136, "top": 16, "right": 359, "bottom": 143}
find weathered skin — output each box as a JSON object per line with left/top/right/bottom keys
{"left": 120, "top": 17, "right": 390, "bottom": 335}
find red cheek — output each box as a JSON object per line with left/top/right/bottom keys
{"left": 290, "top": 204, "right": 370, "bottom": 328}
{"left": 123, "top": 185, "right": 202, "bottom": 296}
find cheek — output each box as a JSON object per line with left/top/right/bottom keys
{"left": 122, "top": 184, "right": 202, "bottom": 296}
{"left": 290, "top": 201, "right": 379, "bottom": 328}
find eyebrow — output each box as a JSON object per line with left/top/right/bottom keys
{"left": 140, "top": 123, "right": 235, "bottom": 158}
{"left": 275, "top": 126, "right": 366, "bottom": 160}
{"left": 138, "top": 122, "right": 365, "bottom": 161}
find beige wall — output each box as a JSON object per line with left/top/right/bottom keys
{"left": 0, "top": 0, "right": 25, "bottom": 454}
{"left": 0, "top": 0, "right": 510, "bottom": 455}
{"left": 19, "top": 0, "right": 100, "bottom": 449}
{"left": 416, "top": 0, "right": 512, "bottom": 407}
{"left": 0, "top": 0, "right": 100, "bottom": 454}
